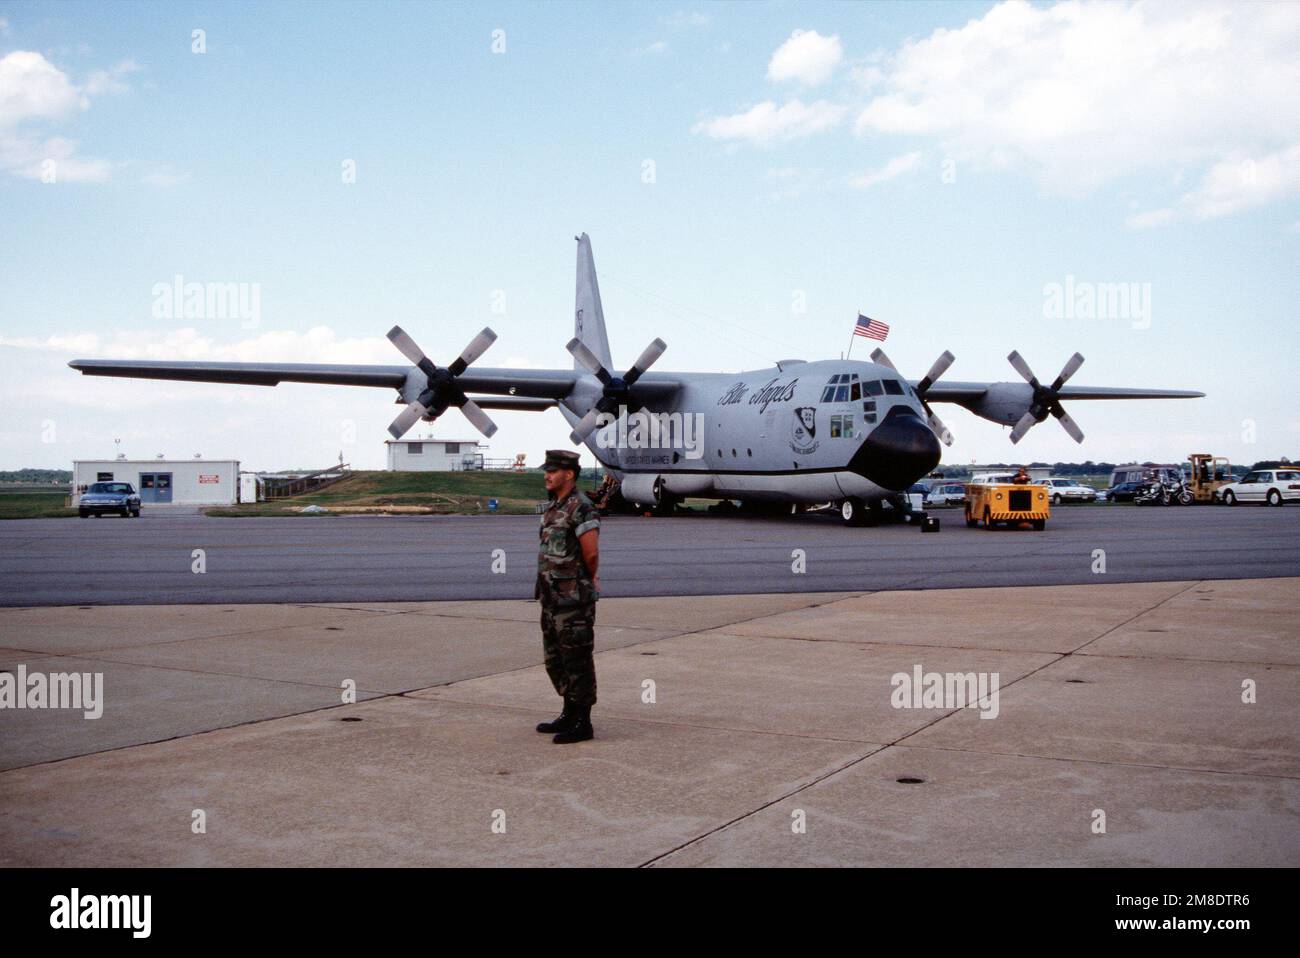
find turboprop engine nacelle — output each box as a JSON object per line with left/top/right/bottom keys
{"left": 620, "top": 473, "right": 712, "bottom": 506}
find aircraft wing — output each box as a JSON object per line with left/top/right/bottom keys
{"left": 66, "top": 359, "right": 681, "bottom": 402}
{"left": 919, "top": 381, "right": 1205, "bottom": 402}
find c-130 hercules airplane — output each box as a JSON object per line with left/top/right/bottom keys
{"left": 71, "top": 234, "right": 1203, "bottom": 525}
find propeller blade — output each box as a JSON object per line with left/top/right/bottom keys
{"left": 1006, "top": 350, "right": 1040, "bottom": 388}
{"left": 568, "top": 407, "right": 604, "bottom": 444}
{"left": 926, "top": 407, "right": 955, "bottom": 446}
{"left": 1008, "top": 410, "right": 1038, "bottom": 445}
{"left": 387, "top": 326, "right": 431, "bottom": 368}
{"left": 387, "top": 401, "right": 429, "bottom": 440}
{"left": 623, "top": 338, "right": 667, "bottom": 385}
{"left": 448, "top": 328, "right": 498, "bottom": 376}
{"left": 1049, "top": 352, "right": 1085, "bottom": 392}
{"left": 1052, "top": 405, "right": 1085, "bottom": 443}
{"left": 869, "top": 348, "right": 898, "bottom": 371}
{"left": 916, "top": 350, "right": 955, "bottom": 395}
{"left": 565, "top": 338, "right": 613, "bottom": 385}
{"left": 458, "top": 397, "right": 499, "bottom": 438}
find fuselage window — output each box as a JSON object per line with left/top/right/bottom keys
{"left": 883, "top": 379, "right": 905, "bottom": 395}
{"left": 864, "top": 380, "right": 884, "bottom": 396}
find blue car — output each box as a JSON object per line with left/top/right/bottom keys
{"left": 79, "top": 481, "right": 142, "bottom": 518}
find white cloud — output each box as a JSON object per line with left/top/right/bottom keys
{"left": 854, "top": 0, "right": 1300, "bottom": 197}
{"left": 0, "top": 51, "right": 140, "bottom": 181}
{"left": 768, "top": 29, "right": 843, "bottom": 86}
{"left": 0, "top": 51, "right": 84, "bottom": 127}
{"left": 849, "top": 151, "right": 924, "bottom": 189}
{"left": 0, "top": 18, "right": 11, "bottom": 37}
{"left": 640, "top": 40, "right": 669, "bottom": 56}
{"left": 693, "top": 99, "right": 846, "bottom": 146}
{"left": 0, "top": 133, "right": 110, "bottom": 181}
{"left": 1179, "top": 144, "right": 1300, "bottom": 218}
{"left": 1125, "top": 208, "right": 1176, "bottom": 230}
{"left": 83, "top": 58, "right": 141, "bottom": 97}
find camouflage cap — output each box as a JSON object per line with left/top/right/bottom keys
{"left": 542, "top": 449, "right": 581, "bottom": 472}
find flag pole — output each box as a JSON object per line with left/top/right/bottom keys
{"left": 847, "top": 314, "right": 857, "bottom": 360}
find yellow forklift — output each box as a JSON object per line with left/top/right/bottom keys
{"left": 1187, "top": 453, "right": 1233, "bottom": 504}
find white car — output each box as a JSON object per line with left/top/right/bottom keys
{"left": 1043, "top": 477, "right": 1098, "bottom": 504}
{"left": 924, "top": 482, "right": 968, "bottom": 506}
{"left": 1219, "top": 469, "right": 1300, "bottom": 506}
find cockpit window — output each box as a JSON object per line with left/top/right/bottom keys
{"left": 883, "top": 379, "right": 905, "bottom": 395}
{"left": 864, "top": 380, "right": 884, "bottom": 396}
{"left": 820, "top": 372, "right": 861, "bottom": 404}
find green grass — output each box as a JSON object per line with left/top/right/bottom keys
{"left": 205, "top": 470, "right": 552, "bottom": 517}
{"left": 0, "top": 492, "right": 78, "bottom": 520}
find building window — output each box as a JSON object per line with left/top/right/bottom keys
{"left": 444, "top": 443, "right": 459, "bottom": 454}
{"left": 408, "top": 442, "right": 423, "bottom": 454}
{"left": 97, "top": 472, "right": 114, "bottom": 481}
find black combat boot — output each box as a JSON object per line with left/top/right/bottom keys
{"left": 536, "top": 698, "right": 575, "bottom": 734}
{"left": 551, "top": 703, "right": 593, "bottom": 744}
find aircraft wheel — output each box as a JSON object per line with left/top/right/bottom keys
{"left": 840, "top": 497, "right": 867, "bottom": 527}
{"left": 1267, "top": 489, "right": 1283, "bottom": 507}
{"left": 1223, "top": 490, "right": 1236, "bottom": 506}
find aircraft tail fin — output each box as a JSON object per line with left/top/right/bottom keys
{"left": 574, "top": 233, "right": 614, "bottom": 373}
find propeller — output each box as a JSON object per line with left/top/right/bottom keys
{"left": 386, "top": 326, "right": 500, "bottom": 440}
{"left": 870, "top": 348, "right": 956, "bottom": 446}
{"left": 1005, "top": 350, "right": 1086, "bottom": 444}
{"left": 565, "top": 336, "right": 667, "bottom": 443}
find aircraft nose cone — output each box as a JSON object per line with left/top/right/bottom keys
{"left": 851, "top": 408, "right": 942, "bottom": 491}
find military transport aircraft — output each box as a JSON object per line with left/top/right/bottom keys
{"left": 70, "top": 234, "right": 1203, "bottom": 525}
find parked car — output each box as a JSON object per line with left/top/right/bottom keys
{"left": 1106, "top": 480, "right": 1144, "bottom": 502}
{"left": 1043, "top": 477, "right": 1098, "bottom": 504}
{"left": 78, "top": 481, "right": 142, "bottom": 518}
{"left": 1218, "top": 469, "right": 1300, "bottom": 507}
{"left": 924, "top": 482, "right": 968, "bottom": 506}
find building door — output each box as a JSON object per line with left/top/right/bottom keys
{"left": 140, "top": 473, "right": 173, "bottom": 503}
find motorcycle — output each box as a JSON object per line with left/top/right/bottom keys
{"left": 1134, "top": 475, "right": 1193, "bottom": 506}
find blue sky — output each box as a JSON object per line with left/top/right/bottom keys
{"left": 2, "top": 0, "right": 1297, "bottom": 472}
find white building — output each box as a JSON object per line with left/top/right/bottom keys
{"left": 72, "top": 458, "right": 241, "bottom": 505}
{"left": 385, "top": 438, "right": 487, "bottom": 471}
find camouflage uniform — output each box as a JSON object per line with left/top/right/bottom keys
{"left": 535, "top": 489, "right": 600, "bottom": 706}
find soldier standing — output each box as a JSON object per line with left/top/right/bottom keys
{"left": 534, "top": 450, "right": 600, "bottom": 744}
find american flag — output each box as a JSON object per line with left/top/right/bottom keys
{"left": 854, "top": 314, "right": 889, "bottom": 341}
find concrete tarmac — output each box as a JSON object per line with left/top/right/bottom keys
{"left": 3, "top": 504, "right": 1298, "bottom": 606}
{"left": 1, "top": 578, "right": 1296, "bottom": 866}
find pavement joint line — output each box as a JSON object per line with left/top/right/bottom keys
{"left": 24, "top": 650, "right": 408, "bottom": 698}
{"left": 639, "top": 742, "right": 887, "bottom": 867}
{"left": 0, "top": 691, "right": 390, "bottom": 776}
{"left": 1069, "top": 580, "right": 1204, "bottom": 656}
{"left": 638, "top": 681, "right": 995, "bottom": 867}
{"left": 1073, "top": 650, "right": 1300, "bottom": 668}
{"left": 889, "top": 742, "right": 1300, "bottom": 782}
{"left": 410, "top": 693, "right": 893, "bottom": 746}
